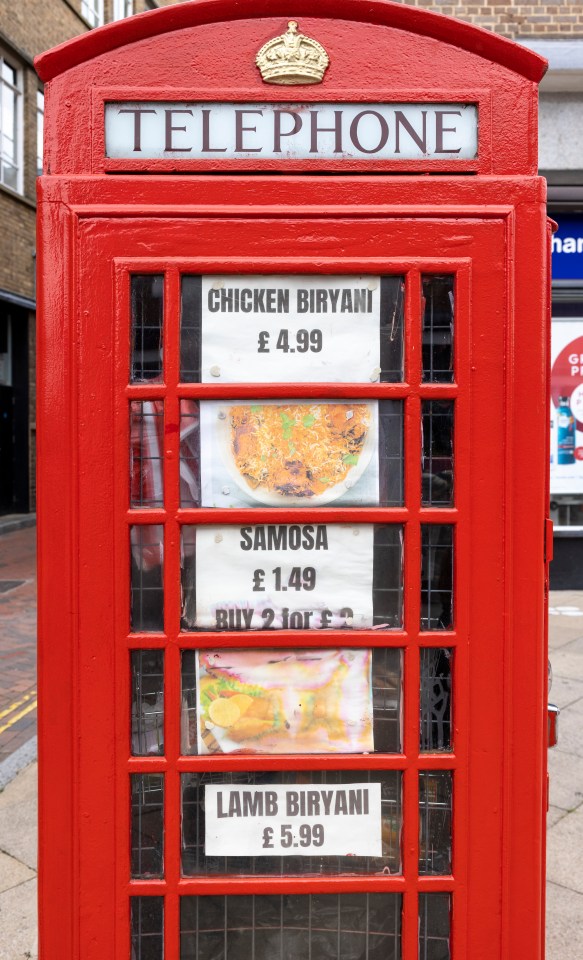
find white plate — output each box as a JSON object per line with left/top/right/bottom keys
{"left": 216, "top": 400, "right": 378, "bottom": 506}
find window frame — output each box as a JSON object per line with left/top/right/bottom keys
{"left": 113, "top": 0, "right": 134, "bottom": 20}
{"left": 0, "top": 50, "right": 23, "bottom": 195}
{"left": 81, "top": 0, "right": 104, "bottom": 28}
{"left": 36, "top": 88, "right": 44, "bottom": 177}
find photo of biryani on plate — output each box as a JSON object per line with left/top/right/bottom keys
{"left": 221, "top": 400, "right": 376, "bottom": 506}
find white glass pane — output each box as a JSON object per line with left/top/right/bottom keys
{"left": 2, "top": 161, "right": 17, "bottom": 191}
{"left": 1, "top": 61, "right": 16, "bottom": 86}
{"left": 2, "top": 86, "right": 15, "bottom": 157}
{"left": 113, "top": 0, "right": 133, "bottom": 18}
{"left": 81, "top": 0, "right": 103, "bottom": 27}
{"left": 37, "top": 118, "right": 43, "bottom": 173}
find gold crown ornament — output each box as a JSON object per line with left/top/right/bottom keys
{"left": 256, "top": 21, "right": 330, "bottom": 85}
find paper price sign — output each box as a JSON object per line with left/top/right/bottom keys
{"left": 200, "top": 275, "right": 382, "bottom": 383}
{"left": 194, "top": 523, "right": 375, "bottom": 631}
{"left": 205, "top": 783, "right": 382, "bottom": 857}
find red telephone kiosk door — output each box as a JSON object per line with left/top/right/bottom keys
{"left": 35, "top": 5, "right": 550, "bottom": 960}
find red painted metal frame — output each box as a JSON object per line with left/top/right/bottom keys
{"left": 36, "top": 4, "right": 548, "bottom": 960}
{"left": 37, "top": 174, "right": 548, "bottom": 960}
{"left": 36, "top": 0, "right": 546, "bottom": 85}
{"left": 35, "top": 4, "right": 546, "bottom": 177}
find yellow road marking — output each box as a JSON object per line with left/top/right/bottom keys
{"left": 0, "top": 699, "right": 38, "bottom": 736}
{"left": 0, "top": 690, "right": 37, "bottom": 722}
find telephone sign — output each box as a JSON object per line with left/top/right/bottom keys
{"left": 105, "top": 101, "right": 479, "bottom": 160}
{"left": 35, "top": 4, "right": 550, "bottom": 960}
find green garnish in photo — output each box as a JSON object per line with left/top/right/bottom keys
{"left": 280, "top": 411, "right": 295, "bottom": 440}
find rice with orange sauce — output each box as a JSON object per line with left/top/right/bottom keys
{"left": 229, "top": 403, "right": 370, "bottom": 498}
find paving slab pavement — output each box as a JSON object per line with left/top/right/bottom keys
{"left": 0, "top": 764, "right": 37, "bottom": 960}
{"left": 546, "top": 881, "right": 583, "bottom": 960}
{"left": 546, "top": 592, "right": 583, "bottom": 959}
{"left": 0, "top": 527, "right": 37, "bottom": 767}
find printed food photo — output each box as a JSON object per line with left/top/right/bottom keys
{"left": 209, "top": 400, "right": 378, "bottom": 506}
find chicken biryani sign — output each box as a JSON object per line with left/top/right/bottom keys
{"left": 197, "top": 274, "right": 383, "bottom": 383}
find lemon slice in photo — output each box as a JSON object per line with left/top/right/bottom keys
{"left": 208, "top": 698, "right": 241, "bottom": 728}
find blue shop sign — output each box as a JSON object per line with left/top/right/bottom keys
{"left": 552, "top": 215, "right": 583, "bottom": 280}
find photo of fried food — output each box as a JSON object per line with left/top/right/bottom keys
{"left": 228, "top": 403, "right": 371, "bottom": 498}
{"left": 201, "top": 683, "right": 279, "bottom": 747}
{"left": 197, "top": 649, "right": 374, "bottom": 755}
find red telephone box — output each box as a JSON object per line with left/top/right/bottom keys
{"left": 35, "top": 3, "right": 551, "bottom": 959}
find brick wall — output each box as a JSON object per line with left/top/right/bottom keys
{"left": 391, "top": 1, "right": 583, "bottom": 39}
{"left": 0, "top": 0, "right": 92, "bottom": 287}
{"left": 0, "top": 0, "right": 91, "bottom": 512}
{"left": 0, "top": 196, "right": 35, "bottom": 300}
{"left": 0, "top": 0, "right": 89, "bottom": 63}
{"left": 107, "top": 0, "right": 583, "bottom": 38}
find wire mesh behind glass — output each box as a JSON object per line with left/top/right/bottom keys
{"left": 420, "top": 649, "right": 453, "bottom": 752}
{"left": 419, "top": 893, "right": 451, "bottom": 960}
{"left": 421, "top": 401, "right": 454, "bottom": 507}
{"left": 130, "top": 526, "right": 164, "bottom": 632}
{"left": 418, "top": 771, "right": 452, "bottom": 876}
{"left": 131, "top": 650, "right": 164, "bottom": 756}
{"left": 131, "top": 774, "right": 164, "bottom": 878}
{"left": 180, "top": 893, "right": 402, "bottom": 960}
{"left": 421, "top": 276, "right": 454, "bottom": 383}
{"left": 131, "top": 275, "right": 164, "bottom": 383}
{"left": 421, "top": 526, "right": 453, "bottom": 630}
{"left": 131, "top": 896, "right": 164, "bottom": 960}
{"left": 130, "top": 401, "right": 164, "bottom": 509}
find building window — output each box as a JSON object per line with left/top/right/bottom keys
{"left": 36, "top": 90, "right": 44, "bottom": 176}
{"left": 113, "top": 0, "right": 134, "bottom": 19}
{"left": 81, "top": 0, "right": 104, "bottom": 28}
{"left": 0, "top": 54, "right": 22, "bottom": 192}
